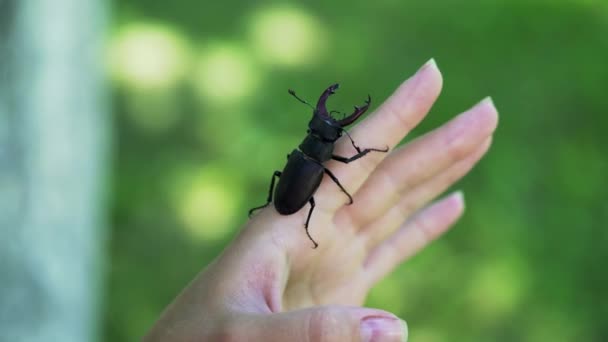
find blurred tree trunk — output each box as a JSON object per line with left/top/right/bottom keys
{"left": 0, "top": 0, "right": 109, "bottom": 341}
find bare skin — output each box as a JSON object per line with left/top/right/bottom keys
{"left": 144, "top": 59, "right": 499, "bottom": 342}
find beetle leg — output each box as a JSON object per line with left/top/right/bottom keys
{"left": 248, "top": 170, "right": 282, "bottom": 217}
{"left": 332, "top": 145, "right": 389, "bottom": 164}
{"left": 343, "top": 130, "right": 363, "bottom": 153}
{"left": 323, "top": 167, "right": 353, "bottom": 205}
{"left": 304, "top": 197, "right": 319, "bottom": 249}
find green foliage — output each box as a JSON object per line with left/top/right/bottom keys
{"left": 105, "top": 1, "right": 608, "bottom": 341}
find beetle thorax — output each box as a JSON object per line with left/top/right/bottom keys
{"left": 298, "top": 134, "right": 334, "bottom": 162}
{"left": 308, "top": 115, "right": 342, "bottom": 142}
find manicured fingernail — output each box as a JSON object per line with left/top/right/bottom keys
{"left": 470, "top": 96, "right": 499, "bottom": 128}
{"left": 404, "top": 58, "right": 437, "bottom": 89}
{"left": 361, "top": 316, "right": 408, "bottom": 342}
{"left": 478, "top": 96, "right": 495, "bottom": 108}
{"left": 419, "top": 58, "right": 437, "bottom": 73}
{"left": 452, "top": 190, "right": 464, "bottom": 206}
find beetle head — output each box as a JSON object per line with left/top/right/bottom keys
{"left": 309, "top": 83, "right": 372, "bottom": 141}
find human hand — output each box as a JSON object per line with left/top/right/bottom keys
{"left": 144, "top": 59, "right": 498, "bottom": 342}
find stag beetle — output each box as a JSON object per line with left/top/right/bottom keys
{"left": 249, "top": 84, "right": 388, "bottom": 248}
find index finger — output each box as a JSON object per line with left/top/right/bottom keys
{"left": 316, "top": 59, "right": 443, "bottom": 211}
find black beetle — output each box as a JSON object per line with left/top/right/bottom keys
{"left": 249, "top": 84, "right": 388, "bottom": 248}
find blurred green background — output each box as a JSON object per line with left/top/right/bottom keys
{"left": 104, "top": 1, "right": 608, "bottom": 341}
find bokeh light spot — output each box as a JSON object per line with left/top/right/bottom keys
{"left": 172, "top": 166, "right": 242, "bottom": 241}
{"left": 108, "top": 23, "right": 189, "bottom": 90}
{"left": 193, "top": 43, "right": 259, "bottom": 104}
{"left": 468, "top": 257, "right": 528, "bottom": 320}
{"left": 249, "top": 6, "right": 326, "bottom": 66}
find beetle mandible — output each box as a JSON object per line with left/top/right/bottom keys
{"left": 248, "top": 84, "right": 388, "bottom": 248}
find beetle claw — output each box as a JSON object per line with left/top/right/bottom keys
{"left": 315, "top": 84, "right": 340, "bottom": 118}
{"left": 336, "top": 95, "right": 372, "bottom": 127}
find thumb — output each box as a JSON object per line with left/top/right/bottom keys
{"left": 248, "top": 306, "right": 408, "bottom": 342}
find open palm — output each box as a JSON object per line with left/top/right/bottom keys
{"left": 145, "top": 59, "right": 498, "bottom": 341}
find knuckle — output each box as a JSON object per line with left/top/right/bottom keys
{"left": 413, "top": 215, "right": 435, "bottom": 243}
{"left": 399, "top": 198, "right": 418, "bottom": 219}
{"left": 210, "top": 320, "right": 242, "bottom": 342}
{"left": 445, "top": 134, "right": 468, "bottom": 162}
{"left": 307, "top": 310, "right": 340, "bottom": 342}
{"left": 386, "top": 101, "right": 412, "bottom": 132}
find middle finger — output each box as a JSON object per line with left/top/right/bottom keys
{"left": 339, "top": 97, "right": 498, "bottom": 230}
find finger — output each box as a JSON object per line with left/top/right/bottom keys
{"left": 247, "top": 306, "right": 408, "bottom": 342}
{"left": 314, "top": 59, "right": 443, "bottom": 212}
{"left": 363, "top": 191, "right": 465, "bottom": 285}
{"left": 341, "top": 97, "right": 497, "bottom": 229}
{"left": 363, "top": 136, "right": 491, "bottom": 249}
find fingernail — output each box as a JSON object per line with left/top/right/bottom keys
{"left": 471, "top": 96, "right": 499, "bottom": 127}
{"left": 418, "top": 58, "right": 437, "bottom": 74}
{"left": 479, "top": 96, "right": 494, "bottom": 108}
{"left": 452, "top": 190, "right": 465, "bottom": 206}
{"left": 361, "top": 316, "right": 408, "bottom": 342}
{"left": 400, "top": 58, "right": 439, "bottom": 92}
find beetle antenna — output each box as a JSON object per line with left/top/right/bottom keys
{"left": 288, "top": 89, "right": 315, "bottom": 110}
